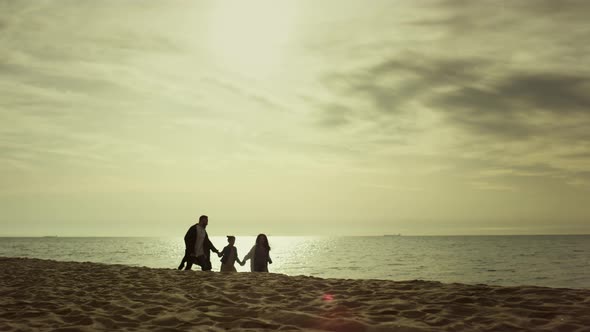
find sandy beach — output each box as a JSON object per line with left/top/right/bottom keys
{"left": 0, "top": 257, "right": 589, "bottom": 331}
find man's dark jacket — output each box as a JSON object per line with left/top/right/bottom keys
{"left": 184, "top": 224, "right": 218, "bottom": 258}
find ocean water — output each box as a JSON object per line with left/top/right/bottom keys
{"left": 0, "top": 235, "right": 588, "bottom": 289}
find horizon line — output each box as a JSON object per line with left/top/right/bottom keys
{"left": 0, "top": 233, "right": 589, "bottom": 238}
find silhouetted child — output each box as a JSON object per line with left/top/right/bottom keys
{"left": 220, "top": 236, "right": 243, "bottom": 272}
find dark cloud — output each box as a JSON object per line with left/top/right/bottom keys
{"left": 323, "top": 54, "right": 489, "bottom": 118}
{"left": 427, "top": 0, "right": 590, "bottom": 60}
{"left": 317, "top": 0, "right": 590, "bottom": 185}
{"left": 440, "top": 0, "right": 590, "bottom": 13}
{"left": 496, "top": 74, "right": 590, "bottom": 113}
{"left": 315, "top": 103, "right": 352, "bottom": 128}
{"left": 322, "top": 48, "right": 590, "bottom": 140}
{"left": 432, "top": 72, "right": 590, "bottom": 139}
{"left": 561, "top": 151, "right": 590, "bottom": 160}
{"left": 509, "top": 163, "right": 562, "bottom": 176}
{"left": 437, "top": 0, "right": 590, "bottom": 20}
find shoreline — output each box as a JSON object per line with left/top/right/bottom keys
{"left": 1, "top": 257, "right": 589, "bottom": 331}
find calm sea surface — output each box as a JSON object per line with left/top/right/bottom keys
{"left": 0, "top": 235, "right": 588, "bottom": 289}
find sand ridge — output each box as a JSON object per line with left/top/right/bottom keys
{"left": 0, "top": 257, "right": 589, "bottom": 331}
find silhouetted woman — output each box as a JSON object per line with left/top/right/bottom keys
{"left": 242, "top": 234, "right": 272, "bottom": 272}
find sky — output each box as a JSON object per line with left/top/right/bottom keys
{"left": 1, "top": 0, "right": 589, "bottom": 236}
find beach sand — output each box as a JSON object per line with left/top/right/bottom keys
{"left": 0, "top": 257, "right": 589, "bottom": 331}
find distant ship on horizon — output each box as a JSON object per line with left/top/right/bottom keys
{"left": 384, "top": 233, "right": 402, "bottom": 237}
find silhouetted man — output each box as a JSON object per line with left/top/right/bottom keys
{"left": 178, "top": 215, "right": 220, "bottom": 271}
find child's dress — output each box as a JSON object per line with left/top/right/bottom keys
{"left": 220, "top": 245, "right": 239, "bottom": 272}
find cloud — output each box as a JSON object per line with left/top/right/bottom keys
{"left": 432, "top": 72, "right": 590, "bottom": 140}
{"left": 2, "top": 1, "right": 590, "bottom": 182}
{"left": 312, "top": 0, "right": 590, "bottom": 189}
{"left": 1, "top": 0, "right": 309, "bottom": 181}
{"left": 323, "top": 54, "right": 489, "bottom": 115}
{"left": 438, "top": 73, "right": 590, "bottom": 114}
{"left": 314, "top": 103, "right": 352, "bottom": 128}
{"left": 321, "top": 52, "right": 590, "bottom": 141}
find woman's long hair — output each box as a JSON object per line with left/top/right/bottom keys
{"left": 255, "top": 233, "right": 271, "bottom": 252}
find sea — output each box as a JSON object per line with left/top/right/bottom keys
{"left": 0, "top": 235, "right": 588, "bottom": 289}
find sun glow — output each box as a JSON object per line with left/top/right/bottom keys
{"left": 206, "top": 1, "right": 297, "bottom": 78}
